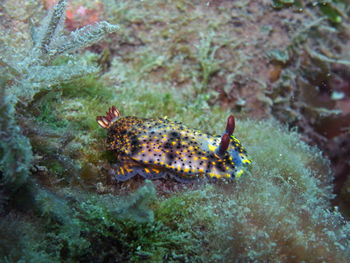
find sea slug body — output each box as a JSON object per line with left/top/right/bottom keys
{"left": 97, "top": 106, "right": 251, "bottom": 182}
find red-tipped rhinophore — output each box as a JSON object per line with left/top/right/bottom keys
{"left": 226, "top": 115, "right": 235, "bottom": 136}
{"left": 96, "top": 105, "right": 121, "bottom": 128}
{"left": 218, "top": 133, "right": 230, "bottom": 155}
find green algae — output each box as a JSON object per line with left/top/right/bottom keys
{"left": 3, "top": 40, "right": 347, "bottom": 262}
{"left": 3, "top": 67, "right": 350, "bottom": 261}
{"left": 272, "top": 0, "right": 344, "bottom": 24}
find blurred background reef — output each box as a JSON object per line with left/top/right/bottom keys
{"left": 0, "top": 0, "right": 350, "bottom": 262}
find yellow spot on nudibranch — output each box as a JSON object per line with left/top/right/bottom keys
{"left": 208, "top": 144, "right": 217, "bottom": 152}
{"left": 236, "top": 169, "right": 244, "bottom": 178}
{"left": 208, "top": 173, "right": 221, "bottom": 179}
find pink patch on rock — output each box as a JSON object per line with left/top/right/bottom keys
{"left": 43, "top": 0, "right": 104, "bottom": 31}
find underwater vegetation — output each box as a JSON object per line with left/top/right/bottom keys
{"left": 0, "top": 0, "right": 118, "bottom": 191}
{"left": 0, "top": 0, "right": 350, "bottom": 262}
{"left": 272, "top": 0, "right": 345, "bottom": 24}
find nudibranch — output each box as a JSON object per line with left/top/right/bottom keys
{"left": 97, "top": 106, "right": 251, "bottom": 182}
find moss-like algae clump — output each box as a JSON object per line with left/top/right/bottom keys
{"left": 2, "top": 53, "right": 349, "bottom": 263}
{"left": 2, "top": 107, "right": 350, "bottom": 262}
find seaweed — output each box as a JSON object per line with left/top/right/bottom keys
{"left": 0, "top": 85, "right": 32, "bottom": 191}
{"left": 0, "top": 0, "right": 117, "bottom": 187}
{"left": 272, "top": 0, "right": 345, "bottom": 24}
